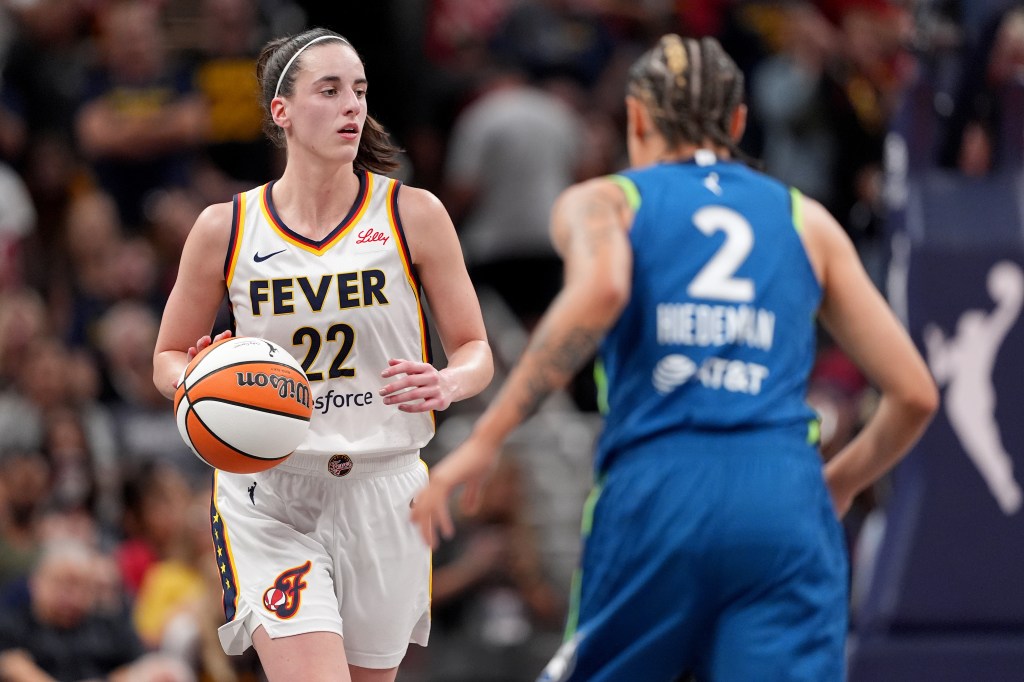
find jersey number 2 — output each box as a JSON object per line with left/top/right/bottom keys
{"left": 687, "top": 206, "right": 754, "bottom": 303}
{"left": 293, "top": 324, "right": 355, "bottom": 382}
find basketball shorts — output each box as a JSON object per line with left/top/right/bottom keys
{"left": 211, "top": 449, "right": 431, "bottom": 669}
{"left": 541, "top": 428, "right": 848, "bottom": 682}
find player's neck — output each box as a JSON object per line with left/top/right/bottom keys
{"left": 632, "top": 136, "right": 731, "bottom": 168}
{"left": 655, "top": 142, "right": 731, "bottom": 164}
{"left": 273, "top": 163, "right": 362, "bottom": 239}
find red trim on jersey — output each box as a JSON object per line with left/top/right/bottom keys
{"left": 259, "top": 172, "right": 373, "bottom": 255}
{"left": 224, "top": 193, "right": 246, "bottom": 287}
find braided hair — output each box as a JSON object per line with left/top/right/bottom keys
{"left": 255, "top": 27, "right": 402, "bottom": 174}
{"left": 628, "top": 34, "right": 751, "bottom": 163}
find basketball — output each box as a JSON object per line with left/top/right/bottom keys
{"left": 263, "top": 588, "right": 287, "bottom": 612}
{"left": 174, "top": 336, "right": 313, "bottom": 474}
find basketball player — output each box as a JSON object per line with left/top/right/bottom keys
{"left": 152, "top": 28, "right": 493, "bottom": 682}
{"left": 411, "top": 35, "right": 938, "bottom": 681}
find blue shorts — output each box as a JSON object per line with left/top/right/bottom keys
{"left": 540, "top": 428, "right": 848, "bottom": 682}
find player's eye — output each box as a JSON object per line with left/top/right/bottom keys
{"left": 322, "top": 87, "right": 337, "bottom": 97}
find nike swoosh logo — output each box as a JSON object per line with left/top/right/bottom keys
{"left": 254, "top": 249, "right": 286, "bottom": 262}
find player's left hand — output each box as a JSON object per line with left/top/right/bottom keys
{"left": 380, "top": 358, "right": 454, "bottom": 412}
{"left": 410, "top": 435, "right": 500, "bottom": 548}
{"left": 823, "top": 468, "right": 854, "bottom": 519}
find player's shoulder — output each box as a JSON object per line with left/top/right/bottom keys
{"left": 795, "top": 191, "right": 856, "bottom": 273}
{"left": 188, "top": 200, "right": 236, "bottom": 247}
{"left": 195, "top": 200, "right": 235, "bottom": 231}
{"left": 559, "top": 175, "right": 633, "bottom": 205}
{"left": 393, "top": 182, "right": 450, "bottom": 226}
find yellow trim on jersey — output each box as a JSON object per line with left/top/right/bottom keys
{"left": 225, "top": 192, "right": 246, "bottom": 288}
{"left": 386, "top": 179, "right": 429, "bottom": 363}
{"left": 386, "top": 179, "right": 436, "bottom": 431}
{"left": 259, "top": 175, "right": 375, "bottom": 255}
{"left": 211, "top": 471, "right": 241, "bottom": 620}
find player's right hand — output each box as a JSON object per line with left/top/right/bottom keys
{"left": 410, "top": 436, "right": 500, "bottom": 548}
{"left": 186, "top": 330, "right": 233, "bottom": 363}
{"left": 176, "top": 330, "right": 233, "bottom": 389}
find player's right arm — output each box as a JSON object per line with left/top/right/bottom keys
{"left": 799, "top": 196, "right": 939, "bottom": 517}
{"left": 152, "top": 202, "right": 234, "bottom": 400}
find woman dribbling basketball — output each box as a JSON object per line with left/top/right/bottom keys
{"left": 152, "top": 28, "right": 493, "bottom": 682}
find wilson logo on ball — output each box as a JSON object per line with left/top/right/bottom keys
{"left": 235, "top": 371, "right": 312, "bottom": 408}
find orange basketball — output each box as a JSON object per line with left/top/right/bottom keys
{"left": 174, "top": 336, "right": 313, "bottom": 474}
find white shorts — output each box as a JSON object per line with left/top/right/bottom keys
{"left": 211, "top": 450, "right": 431, "bottom": 669}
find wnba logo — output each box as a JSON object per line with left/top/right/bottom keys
{"left": 262, "top": 561, "right": 311, "bottom": 619}
{"left": 236, "top": 371, "right": 312, "bottom": 408}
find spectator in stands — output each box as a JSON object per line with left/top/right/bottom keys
{"left": 489, "top": 0, "right": 616, "bottom": 89}
{"left": 115, "top": 461, "right": 196, "bottom": 599}
{"left": 59, "top": 190, "right": 161, "bottom": 348}
{"left": 191, "top": 0, "right": 279, "bottom": 197}
{"left": 0, "top": 0, "right": 92, "bottom": 158}
{"left": 428, "top": 456, "right": 563, "bottom": 681}
{"left": 75, "top": 0, "right": 208, "bottom": 231}
{"left": 752, "top": 3, "right": 843, "bottom": 210}
{"left": 940, "top": 5, "right": 1024, "bottom": 175}
{"left": 443, "top": 63, "right": 584, "bottom": 331}
{"left": 0, "top": 338, "right": 116, "bottom": 462}
{"left": 96, "top": 301, "right": 205, "bottom": 481}
{"left": 0, "top": 287, "right": 48, "bottom": 390}
{"left": 0, "top": 162, "right": 36, "bottom": 290}
{"left": 0, "top": 449, "right": 52, "bottom": 594}
{"left": 0, "top": 539, "right": 194, "bottom": 682}
{"left": 134, "top": 488, "right": 248, "bottom": 682}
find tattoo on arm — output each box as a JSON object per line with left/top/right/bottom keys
{"left": 515, "top": 326, "right": 604, "bottom": 420}
{"left": 578, "top": 196, "right": 621, "bottom": 256}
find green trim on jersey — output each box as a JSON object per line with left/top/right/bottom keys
{"left": 593, "top": 358, "right": 609, "bottom": 415}
{"left": 564, "top": 478, "right": 605, "bottom": 641}
{"left": 789, "top": 187, "right": 805, "bottom": 234}
{"left": 608, "top": 174, "right": 642, "bottom": 212}
{"left": 580, "top": 479, "right": 604, "bottom": 538}
{"left": 563, "top": 568, "right": 582, "bottom": 642}
{"left": 807, "top": 417, "right": 821, "bottom": 446}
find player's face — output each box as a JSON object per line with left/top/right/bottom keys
{"left": 283, "top": 43, "right": 368, "bottom": 163}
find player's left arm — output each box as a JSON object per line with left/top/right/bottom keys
{"left": 380, "top": 185, "right": 493, "bottom": 412}
{"left": 411, "top": 177, "right": 634, "bottom": 546}
{"left": 804, "top": 196, "right": 939, "bottom": 516}
{"left": 488, "top": 177, "right": 634, "bottom": 427}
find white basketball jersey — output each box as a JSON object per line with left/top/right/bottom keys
{"left": 224, "top": 171, "right": 434, "bottom": 458}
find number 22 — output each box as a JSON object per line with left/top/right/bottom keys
{"left": 292, "top": 324, "right": 355, "bottom": 382}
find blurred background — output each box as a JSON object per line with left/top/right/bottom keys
{"left": 0, "top": 0, "right": 1022, "bottom": 680}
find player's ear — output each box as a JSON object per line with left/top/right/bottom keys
{"left": 729, "top": 104, "right": 747, "bottom": 144}
{"left": 626, "top": 95, "right": 649, "bottom": 141}
{"left": 271, "top": 97, "right": 289, "bottom": 131}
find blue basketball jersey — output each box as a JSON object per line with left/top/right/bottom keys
{"left": 595, "top": 154, "right": 822, "bottom": 472}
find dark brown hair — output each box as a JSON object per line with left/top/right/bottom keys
{"left": 627, "top": 35, "right": 749, "bottom": 162}
{"left": 255, "top": 27, "right": 402, "bottom": 174}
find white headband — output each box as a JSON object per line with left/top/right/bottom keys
{"left": 274, "top": 35, "right": 349, "bottom": 99}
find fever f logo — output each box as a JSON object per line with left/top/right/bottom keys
{"left": 262, "top": 561, "right": 311, "bottom": 619}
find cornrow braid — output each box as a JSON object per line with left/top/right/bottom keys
{"left": 628, "top": 34, "right": 754, "bottom": 165}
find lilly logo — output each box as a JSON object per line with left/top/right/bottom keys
{"left": 355, "top": 228, "right": 389, "bottom": 247}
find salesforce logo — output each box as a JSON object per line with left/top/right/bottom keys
{"left": 652, "top": 354, "right": 697, "bottom": 394}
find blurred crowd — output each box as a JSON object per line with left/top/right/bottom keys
{"left": 0, "top": 0, "right": 1020, "bottom": 681}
